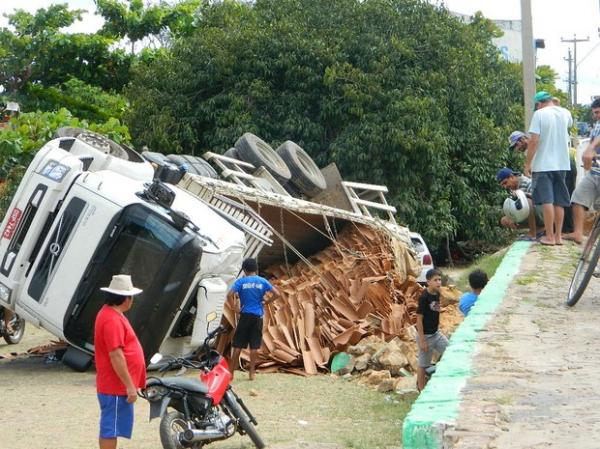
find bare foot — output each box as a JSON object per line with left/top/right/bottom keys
{"left": 563, "top": 233, "right": 582, "bottom": 244}
{"left": 538, "top": 237, "right": 555, "bottom": 246}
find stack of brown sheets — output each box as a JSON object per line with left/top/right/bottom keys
{"left": 220, "top": 224, "right": 424, "bottom": 375}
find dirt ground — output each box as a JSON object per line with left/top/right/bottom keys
{"left": 446, "top": 242, "right": 600, "bottom": 449}
{"left": 0, "top": 325, "right": 413, "bottom": 449}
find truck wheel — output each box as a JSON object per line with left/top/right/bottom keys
{"left": 77, "top": 131, "right": 129, "bottom": 160}
{"left": 234, "top": 133, "right": 291, "bottom": 183}
{"left": 276, "top": 141, "right": 326, "bottom": 197}
{"left": 53, "top": 127, "right": 86, "bottom": 139}
{"left": 223, "top": 147, "right": 239, "bottom": 160}
{"left": 54, "top": 127, "right": 134, "bottom": 162}
{"left": 166, "top": 154, "right": 219, "bottom": 179}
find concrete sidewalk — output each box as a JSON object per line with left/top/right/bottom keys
{"left": 404, "top": 241, "right": 600, "bottom": 449}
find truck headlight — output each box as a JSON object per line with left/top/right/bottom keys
{"left": 0, "top": 283, "right": 11, "bottom": 302}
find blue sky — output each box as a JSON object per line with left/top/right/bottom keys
{"left": 1, "top": 0, "right": 600, "bottom": 104}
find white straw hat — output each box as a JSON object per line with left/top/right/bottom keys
{"left": 100, "top": 274, "right": 143, "bottom": 296}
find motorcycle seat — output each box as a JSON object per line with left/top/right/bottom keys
{"left": 153, "top": 376, "right": 209, "bottom": 394}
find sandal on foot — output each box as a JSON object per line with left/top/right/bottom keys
{"left": 516, "top": 235, "right": 536, "bottom": 242}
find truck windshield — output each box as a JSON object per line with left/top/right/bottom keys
{"left": 64, "top": 203, "right": 204, "bottom": 360}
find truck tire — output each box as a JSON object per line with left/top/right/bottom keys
{"left": 142, "top": 151, "right": 171, "bottom": 166}
{"left": 234, "top": 133, "right": 291, "bottom": 183}
{"left": 54, "top": 127, "right": 130, "bottom": 160}
{"left": 167, "top": 154, "right": 219, "bottom": 179}
{"left": 223, "top": 147, "right": 239, "bottom": 160}
{"left": 77, "top": 131, "right": 129, "bottom": 160}
{"left": 276, "top": 141, "right": 326, "bottom": 197}
{"left": 53, "top": 127, "right": 86, "bottom": 139}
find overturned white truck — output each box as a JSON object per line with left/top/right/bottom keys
{"left": 0, "top": 130, "right": 418, "bottom": 371}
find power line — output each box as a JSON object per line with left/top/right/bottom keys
{"left": 561, "top": 34, "right": 590, "bottom": 105}
{"left": 577, "top": 39, "right": 600, "bottom": 68}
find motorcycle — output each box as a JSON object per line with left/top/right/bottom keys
{"left": 141, "top": 314, "right": 265, "bottom": 449}
{"left": 0, "top": 306, "right": 25, "bottom": 345}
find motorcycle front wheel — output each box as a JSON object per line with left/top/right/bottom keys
{"left": 223, "top": 391, "right": 265, "bottom": 449}
{"left": 159, "top": 411, "right": 199, "bottom": 449}
{"left": 4, "top": 315, "right": 25, "bottom": 345}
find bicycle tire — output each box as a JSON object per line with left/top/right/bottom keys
{"left": 566, "top": 222, "right": 600, "bottom": 306}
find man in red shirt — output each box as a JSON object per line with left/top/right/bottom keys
{"left": 94, "top": 274, "right": 146, "bottom": 449}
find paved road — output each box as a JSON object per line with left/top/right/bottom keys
{"left": 446, "top": 243, "right": 600, "bottom": 449}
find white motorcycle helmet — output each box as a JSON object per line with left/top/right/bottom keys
{"left": 503, "top": 189, "right": 530, "bottom": 223}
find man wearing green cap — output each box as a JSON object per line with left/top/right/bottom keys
{"left": 525, "top": 91, "right": 573, "bottom": 245}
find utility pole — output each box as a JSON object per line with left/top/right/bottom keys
{"left": 561, "top": 34, "right": 590, "bottom": 106}
{"left": 564, "top": 48, "right": 573, "bottom": 106}
{"left": 521, "top": 0, "right": 536, "bottom": 129}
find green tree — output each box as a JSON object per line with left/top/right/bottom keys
{"left": 0, "top": 108, "right": 130, "bottom": 218}
{"left": 126, "top": 0, "right": 523, "bottom": 252}
{"left": 95, "top": 0, "right": 202, "bottom": 53}
{"left": 535, "top": 65, "right": 568, "bottom": 105}
{"left": 0, "top": 4, "right": 133, "bottom": 95}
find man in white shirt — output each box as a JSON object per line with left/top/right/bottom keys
{"left": 525, "top": 91, "right": 573, "bottom": 246}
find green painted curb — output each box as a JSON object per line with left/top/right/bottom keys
{"left": 401, "top": 242, "right": 531, "bottom": 449}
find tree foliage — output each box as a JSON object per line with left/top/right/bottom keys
{"left": 0, "top": 109, "right": 130, "bottom": 218}
{"left": 0, "top": 4, "right": 132, "bottom": 94}
{"left": 126, "top": 0, "right": 522, "bottom": 251}
{"left": 536, "top": 65, "right": 568, "bottom": 106}
{"left": 95, "top": 0, "right": 202, "bottom": 51}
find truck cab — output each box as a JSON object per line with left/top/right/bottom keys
{"left": 0, "top": 132, "right": 247, "bottom": 369}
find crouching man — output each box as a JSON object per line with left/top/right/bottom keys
{"left": 496, "top": 167, "right": 543, "bottom": 240}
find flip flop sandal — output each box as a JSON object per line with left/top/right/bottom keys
{"left": 516, "top": 235, "right": 536, "bottom": 242}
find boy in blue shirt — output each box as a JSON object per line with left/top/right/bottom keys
{"left": 227, "top": 258, "right": 279, "bottom": 380}
{"left": 459, "top": 269, "right": 489, "bottom": 316}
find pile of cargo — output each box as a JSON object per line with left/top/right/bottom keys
{"left": 219, "top": 223, "right": 435, "bottom": 374}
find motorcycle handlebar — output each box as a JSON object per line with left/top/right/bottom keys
{"left": 206, "top": 325, "right": 226, "bottom": 340}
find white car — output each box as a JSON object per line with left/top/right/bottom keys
{"left": 410, "top": 232, "right": 434, "bottom": 284}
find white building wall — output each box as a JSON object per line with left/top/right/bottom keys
{"left": 452, "top": 12, "right": 523, "bottom": 63}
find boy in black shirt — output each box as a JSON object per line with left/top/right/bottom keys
{"left": 416, "top": 268, "right": 448, "bottom": 391}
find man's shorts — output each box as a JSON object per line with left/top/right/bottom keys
{"left": 571, "top": 172, "right": 600, "bottom": 210}
{"left": 98, "top": 393, "right": 134, "bottom": 439}
{"left": 232, "top": 313, "right": 263, "bottom": 350}
{"left": 531, "top": 170, "right": 570, "bottom": 207}
{"left": 415, "top": 331, "right": 448, "bottom": 368}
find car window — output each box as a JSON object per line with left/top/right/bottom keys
{"left": 411, "top": 237, "right": 425, "bottom": 253}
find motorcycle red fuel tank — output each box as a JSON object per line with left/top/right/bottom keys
{"left": 200, "top": 357, "right": 232, "bottom": 404}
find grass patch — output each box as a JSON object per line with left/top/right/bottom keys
{"left": 208, "top": 373, "right": 416, "bottom": 449}
{"left": 516, "top": 274, "right": 540, "bottom": 285}
{"left": 558, "top": 259, "right": 578, "bottom": 279}
{"left": 495, "top": 394, "right": 515, "bottom": 405}
{"left": 452, "top": 249, "right": 507, "bottom": 292}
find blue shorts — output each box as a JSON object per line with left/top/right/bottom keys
{"left": 98, "top": 393, "right": 134, "bottom": 439}
{"left": 531, "top": 171, "right": 570, "bottom": 207}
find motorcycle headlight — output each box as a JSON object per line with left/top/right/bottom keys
{"left": 0, "top": 283, "right": 11, "bottom": 302}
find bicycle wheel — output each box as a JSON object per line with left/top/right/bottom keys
{"left": 567, "top": 222, "right": 600, "bottom": 306}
